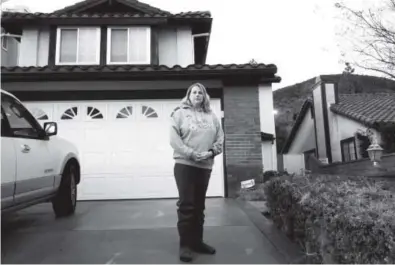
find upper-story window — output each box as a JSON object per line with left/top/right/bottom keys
{"left": 107, "top": 26, "right": 151, "bottom": 64}
{"left": 56, "top": 27, "right": 101, "bottom": 65}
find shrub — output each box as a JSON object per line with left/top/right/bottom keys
{"left": 263, "top": 170, "right": 279, "bottom": 182}
{"left": 237, "top": 171, "right": 292, "bottom": 201}
{"left": 237, "top": 184, "right": 266, "bottom": 201}
{"left": 262, "top": 170, "right": 290, "bottom": 182}
{"left": 264, "top": 174, "right": 395, "bottom": 264}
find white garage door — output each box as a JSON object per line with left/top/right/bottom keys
{"left": 25, "top": 99, "right": 224, "bottom": 201}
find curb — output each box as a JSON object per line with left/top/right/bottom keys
{"left": 235, "top": 199, "right": 306, "bottom": 264}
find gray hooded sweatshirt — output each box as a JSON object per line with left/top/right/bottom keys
{"left": 169, "top": 102, "right": 224, "bottom": 170}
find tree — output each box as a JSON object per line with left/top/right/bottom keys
{"left": 335, "top": 0, "right": 395, "bottom": 80}
{"left": 249, "top": 59, "right": 258, "bottom": 66}
{"left": 343, "top": 62, "right": 355, "bottom": 74}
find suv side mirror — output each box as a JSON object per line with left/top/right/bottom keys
{"left": 44, "top": 122, "right": 57, "bottom": 137}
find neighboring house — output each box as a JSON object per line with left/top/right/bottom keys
{"left": 1, "top": 6, "right": 30, "bottom": 66}
{"left": 281, "top": 76, "right": 395, "bottom": 174}
{"left": 1, "top": 27, "right": 19, "bottom": 67}
{"left": 1, "top": 0, "right": 281, "bottom": 200}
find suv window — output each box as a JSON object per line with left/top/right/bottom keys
{"left": 1, "top": 94, "right": 43, "bottom": 139}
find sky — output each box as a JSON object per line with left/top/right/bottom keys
{"left": 1, "top": 0, "right": 382, "bottom": 90}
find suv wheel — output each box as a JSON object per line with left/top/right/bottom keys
{"left": 52, "top": 163, "right": 77, "bottom": 218}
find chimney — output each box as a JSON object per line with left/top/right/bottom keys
{"left": 312, "top": 76, "right": 339, "bottom": 164}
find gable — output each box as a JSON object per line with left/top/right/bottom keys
{"left": 281, "top": 99, "right": 314, "bottom": 154}
{"left": 53, "top": 0, "right": 171, "bottom": 15}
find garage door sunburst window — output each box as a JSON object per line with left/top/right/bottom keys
{"left": 116, "top": 106, "right": 133, "bottom": 119}
{"left": 87, "top": 107, "right": 104, "bottom": 120}
{"left": 31, "top": 108, "right": 49, "bottom": 121}
{"left": 61, "top": 107, "right": 78, "bottom": 120}
{"left": 142, "top": 106, "right": 158, "bottom": 118}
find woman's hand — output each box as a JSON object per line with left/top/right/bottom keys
{"left": 196, "top": 151, "right": 213, "bottom": 161}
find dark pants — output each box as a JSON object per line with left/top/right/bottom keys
{"left": 174, "top": 163, "right": 211, "bottom": 247}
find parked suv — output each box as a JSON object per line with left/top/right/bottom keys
{"left": 1, "top": 90, "right": 81, "bottom": 217}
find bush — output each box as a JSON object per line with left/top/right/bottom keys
{"left": 237, "top": 184, "right": 266, "bottom": 201}
{"left": 262, "top": 170, "right": 289, "bottom": 182}
{"left": 237, "top": 171, "right": 291, "bottom": 201}
{"left": 264, "top": 174, "right": 395, "bottom": 264}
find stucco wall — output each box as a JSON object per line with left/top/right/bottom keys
{"left": 258, "top": 84, "right": 277, "bottom": 170}
{"left": 287, "top": 107, "right": 316, "bottom": 154}
{"left": 283, "top": 154, "right": 304, "bottom": 174}
{"left": 330, "top": 114, "right": 381, "bottom": 162}
{"left": 262, "top": 141, "right": 274, "bottom": 171}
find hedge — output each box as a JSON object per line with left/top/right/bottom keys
{"left": 263, "top": 174, "right": 395, "bottom": 264}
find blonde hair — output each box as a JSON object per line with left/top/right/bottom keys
{"left": 181, "top": 82, "right": 212, "bottom": 113}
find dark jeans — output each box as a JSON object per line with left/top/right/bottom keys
{"left": 174, "top": 163, "right": 211, "bottom": 247}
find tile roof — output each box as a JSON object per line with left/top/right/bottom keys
{"left": 1, "top": 11, "right": 211, "bottom": 20}
{"left": 1, "top": 63, "right": 281, "bottom": 82}
{"left": 1, "top": 63, "right": 275, "bottom": 73}
{"left": 52, "top": 0, "right": 172, "bottom": 15}
{"left": 330, "top": 93, "right": 395, "bottom": 127}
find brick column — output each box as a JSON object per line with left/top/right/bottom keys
{"left": 223, "top": 85, "right": 263, "bottom": 197}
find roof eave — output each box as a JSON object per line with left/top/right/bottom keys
{"left": 1, "top": 65, "right": 279, "bottom": 82}
{"left": 1, "top": 14, "right": 211, "bottom": 31}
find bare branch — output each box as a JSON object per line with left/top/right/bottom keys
{"left": 335, "top": 0, "right": 395, "bottom": 80}
{"left": 356, "top": 63, "right": 395, "bottom": 79}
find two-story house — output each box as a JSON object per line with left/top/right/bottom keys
{"left": 1, "top": 0, "right": 281, "bottom": 200}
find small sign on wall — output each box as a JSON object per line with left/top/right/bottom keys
{"left": 319, "top": 158, "right": 329, "bottom": 164}
{"left": 241, "top": 179, "right": 255, "bottom": 189}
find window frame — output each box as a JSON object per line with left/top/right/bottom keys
{"left": 340, "top": 137, "right": 358, "bottom": 162}
{"left": 107, "top": 26, "right": 151, "bottom": 65}
{"left": 1, "top": 93, "right": 46, "bottom": 140}
{"left": 55, "top": 26, "right": 101, "bottom": 65}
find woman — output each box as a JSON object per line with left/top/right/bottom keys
{"left": 169, "top": 82, "right": 224, "bottom": 262}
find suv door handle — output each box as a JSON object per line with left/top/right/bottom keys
{"left": 21, "top": 144, "right": 31, "bottom": 153}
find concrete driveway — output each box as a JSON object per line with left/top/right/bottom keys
{"left": 1, "top": 198, "right": 287, "bottom": 264}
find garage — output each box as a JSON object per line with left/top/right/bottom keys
{"left": 24, "top": 99, "right": 225, "bottom": 201}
